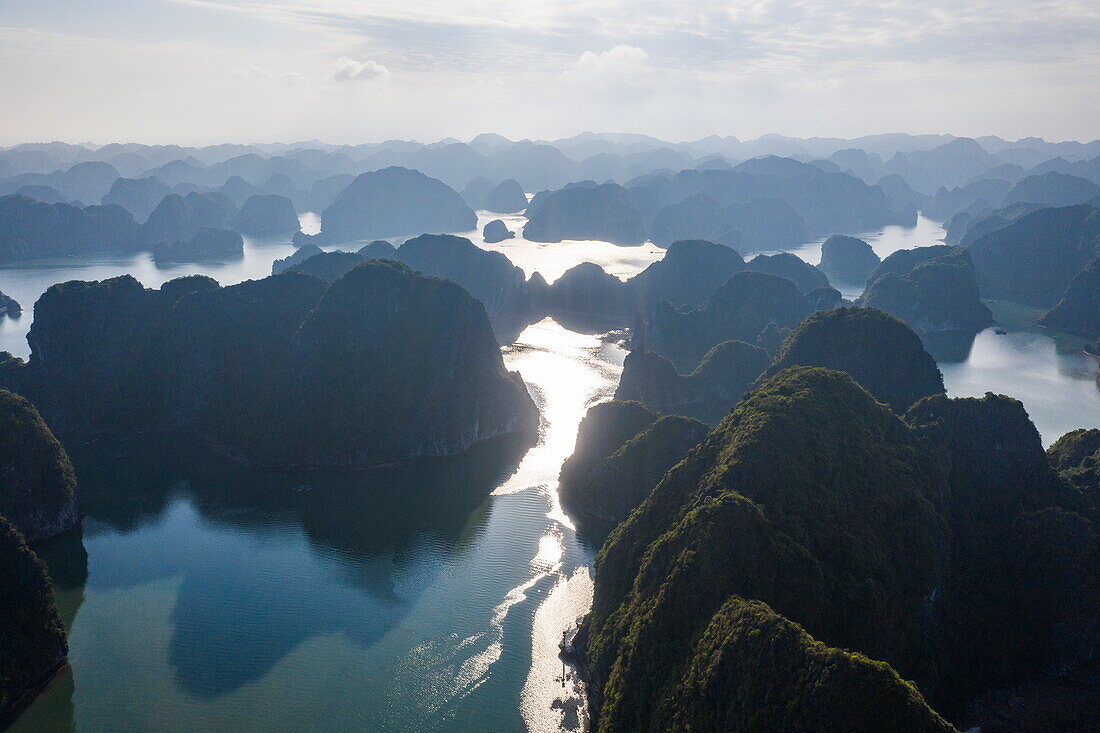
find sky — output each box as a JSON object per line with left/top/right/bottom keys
{"left": 0, "top": 0, "right": 1097, "bottom": 145}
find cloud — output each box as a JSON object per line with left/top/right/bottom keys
{"left": 232, "top": 66, "right": 305, "bottom": 85}
{"left": 331, "top": 57, "right": 391, "bottom": 83}
{"left": 575, "top": 45, "right": 649, "bottom": 75}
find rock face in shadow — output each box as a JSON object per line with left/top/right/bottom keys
{"left": 580, "top": 367, "right": 1098, "bottom": 731}
{"left": 559, "top": 402, "right": 659, "bottom": 502}
{"left": 233, "top": 194, "right": 300, "bottom": 236}
{"left": 0, "top": 290, "right": 21, "bottom": 316}
{"left": 948, "top": 201, "right": 1042, "bottom": 247}
{"left": 819, "top": 234, "right": 880, "bottom": 283}
{"left": 968, "top": 204, "right": 1100, "bottom": 308}
{"left": 559, "top": 404, "right": 708, "bottom": 525}
{"left": 759, "top": 306, "right": 945, "bottom": 413}
{"left": 0, "top": 194, "right": 138, "bottom": 262}
{"left": 0, "top": 390, "right": 78, "bottom": 541}
{"left": 311, "top": 167, "right": 476, "bottom": 243}
{"left": 482, "top": 179, "right": 528, "bottom": 213}
{"left": 859, "top": 246, "right": 993, "bottom": 342}
{"left": 392, "top": 234, "right": 531, "bottom": 321}
{"left": 285, "top": 251, "right": 363, "bottom": 282}
{"left": 644, "top": 271, "right": 811, "bottom": 372}
{"left": 482, "top": 218, "right": 514, "bottom": 243}
{"left": 614, "top": 341, "right": 771, "bottom": 425}
{"left": 1003, "top": 172, "right": 1100, "bottom": 208}
{"left": 271, "top": 244, "right": 323, "bottom": 275}
{"left": 139, "top": 192, "right": 238, "bottom": 248}
{"left": 626, "top": 239, "right": 745, "bottom": 309}
{"left": 460, "top": 177, "right": 493, "bottom": 210}
{"left": 0, "top": 515, "right": 68, "bottom": 719}
{"left": 101, "top": 176, "right": 171, "bottom": 223}
{"left": 546, "top": 263, "right": 632, "bottom": 321}
{"left": 153, "top": 227, "right": 244, "bottom": 264}
{"left": 649, "top": 194, "right": 806, "bottom": 252}
{"left": 0, "top": 262, "right": 537, "bottom": 469}
{"left": 746, "top": 252, "right": 829, "bottom": 294}
{"left": 1038, "top": 258, "right": 1100, "bottom": 339}
{"left": 523, "top": 183, "right": 646, "bottom": 245}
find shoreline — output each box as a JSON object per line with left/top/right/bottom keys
{"left": 0, "top": 659, "right": 69, "bottom": 729}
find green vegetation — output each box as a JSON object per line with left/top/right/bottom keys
{"left": 671, "top": 597, "right": 954, "bottom": 732}
{"left": 645, "top": 270, "right": 811, "bottom": 371}
{"left": 1048, "top": 428, "right": 1100, "bottom": 503}
{"left": 761, "top": 306, "right": 945, "bottom": 413}
{"left": 560, "top": 413, "right": 707, "bottom": 524}
{"left": 0, "top": 514, "right": 67, "bottom": 717}
{"left": 581, "top": 367, "right": 1098, "bottom": 731}
{"left": 859, "top": 247, "right": 993, "bottom": 341}
{"left": 0, "top": 390, "right": 77, "bottom": 541}
{"left": 615, "top": 340, "right": 770, "bottom": 424}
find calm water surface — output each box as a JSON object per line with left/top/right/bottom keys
{"left": 5, "top": 212, "right": 1098, "bottom": 732}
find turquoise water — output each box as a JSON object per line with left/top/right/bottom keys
{"left": 4, "top": 213, "right": 1097, "bottom": 731}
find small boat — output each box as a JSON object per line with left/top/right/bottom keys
{"left": 993, "top": 327, "right": 1007, "bottom": 335}
{"left": 292, "top": 484, "right": 312, "bottom": 493}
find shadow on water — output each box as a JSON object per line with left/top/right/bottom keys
{"left": 922, "top": 332, "right": 980, "bottom": 364}
{"left": 51, "top": 432, "right": 531, "bottom": 699}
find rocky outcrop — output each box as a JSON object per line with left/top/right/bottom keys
{"left": 666, "top": 597, "right": 954, "bottom": 733}
{"left": 1003, "top": 172, "right": 1100, "bottom": 208}
{"left": 859, "top": 246, "right": 993, "bottom": 343}
{"left": 153, "top": 227, "right": 243, "bottom": 264}
{"left": 760, "top": 306, "right": 945, "bottom": 413}
{"left": 139, "top": 192, "right": 237, "bottom": 248}
{"left": 746, "top": 252, "right": 829, "bottom": 294}
{"left": 394, "top": 234, "right": 531, "bottom": 321}
{"left": 287, "top": 251, "right": 373, "bottom": 282}
{"left": 101, "top": 176, "right": 171, "bottom": 223}
{"left": 0, "top": 290, "right": 20, "bottom": 316}
{"left": 271, "top": 244, "right": 323, "bottom": 275}
{"left": 1047, "top": 428, "right": 1100, "bottom": 502}
{"left": 614, "top": 340, "right": 770, "bottom": 424}
{"left": 482, "top": 179, "right": 528, "bottom": 213}
{"left": 558, "top": 400, "right": 660, "bottom": 507}
{"left": 0, "top": 194, "right": 138, "bottom": 262}
{"left": 0, "top": 515, "right": 68, "bottom": 718}
{"left": 482, "top": 218, "right": 514, "bottom": 243}
{"left": 625, "top": 239, "right": 745, "bottom": 309}
{"left": 644, "top": 271, "right": 811, "bottom": 372}
{"left": 968, "top": 204, "right": 1100, "bottom": 308}
{"left": 233, "top": 194, "right": 300, "bottom": 236}
{"left": 1038, "top": 258, "right": 1100, "bottom": 339}
{"left": 818, "top": 234, "right": 880, "bottom": 283}
{"left": 0, "top": 390, "right": 78, "bottom": 541}
{"left": 649, "top": 195, "right": 806, "bottom": 252}
{"left": 310, "top": 167, "right": 476, "bottom": 243}
{"left": 546, "top": 263, "right": 631, "bottom": 322}
{"left": 559, "top": 407, "right": 708, "bottom": 524}
{"left": 358, "top": 240, "right": 398, "bottom": 259}
{"left": 523, "top": 183, "right": 646, "bottom": 245}
{"left": 460, "top": 177, "right": 493, "bottom": 210}
{"left": 580, "top": 366, "right": 1098, "bottom": 731}
{"left": 0, "top": 262, "right": 537, "bottom": 469}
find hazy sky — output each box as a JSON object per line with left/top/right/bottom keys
{"left": 1, "top": 0, "right": 1097, "bottom": 145}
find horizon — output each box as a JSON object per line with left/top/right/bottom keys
{"left": 4, "top": 130, "right": 1100, "bottom": 150}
